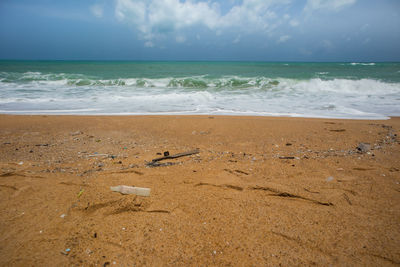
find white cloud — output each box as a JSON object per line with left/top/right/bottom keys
{"left": 176, "top": 35, "right": 186, "bottom": 43}
{"left": 115, "top": 0, "right": 147, "bottom": 26}
{"left": 144, "top": 41, "right": 154, "bottom": 48}
{"left": 304, "top": 0, "right": 356, "bottom": 12}
{"left": 115, "top": 0, "right": 293, "bottom": 46}
{"left": 115, "top": 0, "right": 220, "bottom": 41}
{"left": 219, "top": 0, "right": 287, "bottom": 31}
{"left": 233, "top": 35, "right": 241, "bottom": 44}
{"left": 277, "top": 35, "right": 291, "bottom": 43}
{"left": 90, "top": 4, "right": 104, "bottom": 18}
{"left": 289, "top": 19, "right": 299, "bottom": 27}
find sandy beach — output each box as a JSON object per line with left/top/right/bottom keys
{"left": 0, "top": 115, "right": 399, "bottom": 266}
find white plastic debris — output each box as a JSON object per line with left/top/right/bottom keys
{"left": 326, "top": 176, "right": 334, "bottom": 182}
{"left": 110, "top": 185, "right": 150, "bottom": 197}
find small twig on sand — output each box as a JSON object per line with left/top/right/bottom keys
{"left": 146, "top": 149, "right": 199, "bottom": 167}
{"left": 279, "top": 156, "right": 295, "bottom": 159}
{"left": 151, "top": 149, "right": 200, "bottom": 162}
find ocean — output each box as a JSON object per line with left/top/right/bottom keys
{"left": 0, "top": 61, "right": 399, "bottom": 119}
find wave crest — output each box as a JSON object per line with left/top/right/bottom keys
{"left": 1, "top": 71, "right": 399, "bottom": 119}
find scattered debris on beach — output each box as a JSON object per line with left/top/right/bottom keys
{"left": 356, "top": 143, "right": 371, "bottom": 153}
{"left": 146, "top": 149, "right": 200, "bottom": 167}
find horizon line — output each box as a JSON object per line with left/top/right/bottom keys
{"left": 0, "top": 59, "right": 398, "bottom": 63}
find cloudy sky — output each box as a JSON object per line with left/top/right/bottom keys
{"left": 0, "top": 0, "right": 399, "bottom": 61}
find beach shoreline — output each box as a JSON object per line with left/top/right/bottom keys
{"left": 1, "top": 61, "right": 399, "bottom": 120}
{"left": 0, "top": 115, "right": 399, "bottom": 266}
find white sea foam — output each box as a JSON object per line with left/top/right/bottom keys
{"left": 0, "top": 109, "right": 100, "bottom": 114}
{"left": 350, "top": 62, "right": 376, "bottom": 66}
{"left": 0, "top": 73, "right": 399, "bottom": 119}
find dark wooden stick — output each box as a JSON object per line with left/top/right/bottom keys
{"left": 151, "top": 149, "right": 200, "bottom": 162}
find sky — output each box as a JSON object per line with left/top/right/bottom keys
{"left": 0, "top": 0, "right": 399, "bottom": 61}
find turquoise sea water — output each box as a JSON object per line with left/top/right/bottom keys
{"left": 0, "top": 61, "right": 399, "bottom": 119}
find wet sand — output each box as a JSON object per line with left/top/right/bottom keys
{"left": 0, "top": 115, "right": 399, "bottom": 266}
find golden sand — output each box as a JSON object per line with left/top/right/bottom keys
{"left": 0, "top": 115, "right": 399, "bottom": 266}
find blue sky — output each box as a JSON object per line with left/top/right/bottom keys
{"left": 0, "top": 0, "right": 399, "bottom": 61}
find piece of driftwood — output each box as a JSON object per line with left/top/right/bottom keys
{"left": 146, "top": 149, "right": 199, "bottom": 167}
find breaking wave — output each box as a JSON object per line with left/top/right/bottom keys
{"left": 0, "top": 71, "right": 399, "bottom": 119}
{"left": 349, "top": 62, "right": 376, "bottom": 66}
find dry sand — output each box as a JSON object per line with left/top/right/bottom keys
{"left": 0, "top": 115, "right": 399, "bottom": 266}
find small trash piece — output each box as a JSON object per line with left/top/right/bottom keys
{"left": 88, "top": 154, "right": 109, "bottom": 158}
{"left": 356, "top": 143, "right": 371, "bottom": 153}
{"left": 60, "top": 214, "right": 66, "bottom": 218}
{"left": 77, "top": 189, "right": 84, "bottom": 198}
{"left": 326, "top": 176, "right": 334, "bottom": 182}
{"left": 163, "top": 151, "right": 170, "bottom": 156}
{"left": 61, "top": 248, "right": 71, "bottom": 255}
{"left": 70, "top": 131, "right": 82, "bottom": 136}
{"left": 110, "top": 185, "right": 151, "bottom": 197}
{"left": 35, "top": 143, "right": 49, "bottom": 147}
